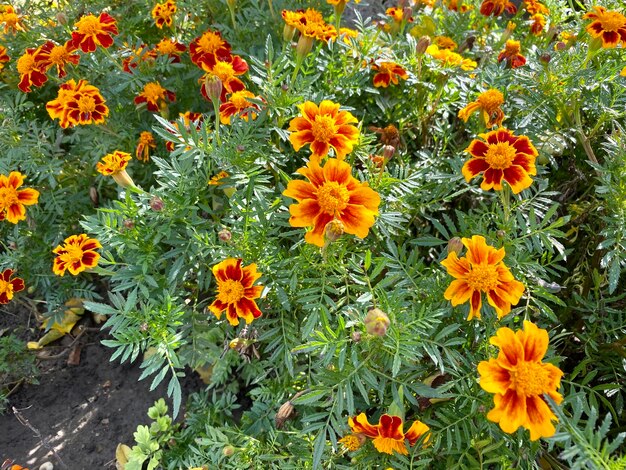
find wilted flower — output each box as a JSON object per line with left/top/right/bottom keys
{"left": 52, "top": 234, "right": 102, "bottom": 276}
{"left": 70, "top": 12, "right": 118, "bottom": 53}
{"left": 0, "top": 5, "right": 26, "bottom": 33}
{"left": 458, "top": 89, "right": 505, "bottom": 128}
{"left": 530, "top": 13, "right": 546, "bottom": 35}
{"left": 364, "top": 308, "right": 390, "bottom": 336}
{"left": 0, "top": 269, "right": 25, "bottom": 304}
{"left": 122, "top": 44, "right": 157, "bottom": 73}
{"left": 136, "top": 131, "right": 157, "bottom": 162}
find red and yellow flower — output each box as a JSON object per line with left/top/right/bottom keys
{"left": 0, "top": 269, "right": 25, "bottom": 304}
{"left": 199, "top": 54, "right": 248, "bottom": 101}
{"left": 136, "top": 131, "right": 157, "bottom": 162}
{"left": 458, "top": 89, "right": 505, "bottom": 128}
{"left": 348, "top": 413, "right": 430, "bottom": 455}
{"left": 283, "top": 158, "right": 380, "bottom": 247}
{"left": 154, "top": 38, "right": 186, "bottom": 61}
{"left": 165, "top": 111, "right": 204, "bottom": 151}
{"left": 583, "top": 6, "right": 626, "bottom": 49}
{"left": 288, "top": 100, "right": 359, "bottom": 163}
{"left": 426, "top": 45, "right": 477, "bottom": 70}
{"left": 46, "top": 79, "right": 109, "bottom": 128}
{"left": 0, "top": 44, "right": 9, "bottom": 71}
{"left": 524, "top": 0, "right": 548, "bottom": 15}
{"left": 463, "top": 128, "right": 538, "bottom": 194}
{"left": 189, "top": 29, "right": 231, "bottom": 67}
{"left": 498, "top": 40, "right": 526, "bottom": 69}
{"left": 479, "top": 0, "right": 516, "bottom": 17}
{"left": 0, "top": 5, "right": 26, "bottom": 33}
{"left": 152, "top": 0, "right": 176, "bottom": 29}
{"left": 52, "top": 234, "right": 102, "bottom": 276}
{"left": 530, "top": 13, "right": 546, "bottom": 36}
{"left": 122, "top": 44, "right": 157, "bottom": 73}
{"left": 38, "top": 41, "right": 80, "bottom": 78}
{"left": 219, "top": 90, "right": 261, "bottom": 125}
{"left": 70, "top": 12, "right": 118, "bottom": 53}
{"left": 478, "top": 321, "right": 563, "bottom": 440}
{"left": 371, "top": 61, "right": 409, "bottom": 88}
{"left": 441, "top": 235, "right": 525, "bottom": 321}
{"left": 434, "top": 36, "right": 457, "bottom": 50}
{"left": 16, "top": 46, "right": 48, "bottom": 93}
{"left": 134, "top": 81, "right": 176, "bottom": 112}
{"left": 0, "top": 171, "right": 39, "bottom": 224}
{"left": 282, "top": 8, "right": 337, "bottom": 44}
{"left": 96, "top": 151, "right": 135, "bottom": 188}
{"left": 386, "top": 7, "right": 413, "bottom": 23}
{"left": 209, "top": 258, "right": 264, "bottom": 326}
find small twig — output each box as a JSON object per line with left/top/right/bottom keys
{"left": 12, "top": 406, "right": 69, "bottom": 469}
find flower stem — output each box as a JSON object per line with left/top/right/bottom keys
{"left": 500, "top": 185, "right": 511, "bottom": 224}
{"left": 213, "top": 100, "right": 222, "bottom": 147}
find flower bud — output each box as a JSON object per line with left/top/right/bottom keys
{"left": 56, "top": 12, "right": 68, "bottom": 25}
{"left": 295, "top": 34, "right": 315, "bottom": 60}
{"left": 123, "top": 219, "right": 135, "bottom": 229}
{"left": 222, "top": 445, "right": 235, "bottom": 457}
{"left": 496, "top": 229, "right": 506, "bottom": 239}
{"left": 539, "top": 53, "right": 551, "bottom": 64}
{"left": 112, "top": 170, "right": 136, "bottom": 189}
{"left": 416, "top": 36, "right": 431, "bottom": 55}
{"left": 283, "top": 24, "right": 296, "bottom": 43}
{"left": 218, "top": 228, "right": 232, "bottom": 242}
{"left": 236, "top": 144, "right": 245, "bottom": 152}
{"left": 203, "top": 74, "right": 223, "bottom": 103}
{"left": 325, "top": 219, "right": 345, "bottom": 242}
{"left": 447, "top": 237, "right": 463, "bottom": 255}
{"left": 402, "top": 7, "right": 412, "bottom": 21}
{"left": 351, "top": 331, "right": 361, "bottom": 343}
{"left": 150, "top": 195, "right": 164, "bottom": 211}
{"left": 275, "top": 399, "right": 295, "bottom": 428}
{"left": 382, "top": 145, "right": 395, "bottom": 160}
{"left": 555, "top": 41, "right": 566, "bottom": 51}
{"left": 89, "top": 186, "right": 99, "bottom": 206}
{"left": 364, "top": 308, "right": 390, "bottom": 337}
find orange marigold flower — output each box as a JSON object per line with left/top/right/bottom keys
{"left": 165, "top": 111, "right": 204, "bottom": 151}
{"left": 478, "top": 321, "right": 563, "bottom": 440}
{"left": 463, "top": 128, "right": 538, "bottom": 194}
{"left": 0, "top": 171, "right": 39, "bottom": 224}
{"left": 16, "top": 46, "right": 48, "bottom": 93}
{"left": 136, "top": 131, "right": 157, "bottom": 162}
{"left": 70, "top": 12, "right": 118, "bottom": 53}
{"left": 122, "top": 44, "right": 157, "bottom": 73}
{"left": 134, "top": 81, "right": 176, "bottom": 112}
{"left": 530, "top": 13, "right": 546, "bottom": 35}
{"left": 441, "top": 235, "right": 525, "bottom": 320}
{"left": 583, "top": 6, "right": 626, "bottom": 49}
{"left": 189, "top": 29, "right": 231, "bottom": 67}
{"left": 209, "top": 171, "right": 229, "bottom": 185}
{"left": 199, "top": 54, "right": 248, "bottom": 102}
{"left": 283, "top": 8, "right": 337, "bottom": 43}
{"left": 434, "top": 36, "right": 457, "bottom": 50}
{"left": 46, "top": 79, "right": 109, "bottom": 128}
{"left": 154, "top": 37, "right": 186, "bottom": 60}
{"left": 371, "top": 61, "right": 409, "bottom": 88}
{"left": 0, "top": 44, "right": 9, "bottom": 70}
{"left": 52, "top": 234, "right": 101, "bottom": 276}
{"left": 152, "top": 0, "right": 176, "bottom": 29}
{"left": 426, "top": 44, "right": 477, "bottom": 70}
{"left": 386, "top": 7, "right": 413, "bottom": 23}
{"left": 288, "top": 100, "right": 359, "bottom": 163}
{"left": 0, "top": 5, "right": 26, "bottom": 33}
{"left": 479, "top": 0, "right": 516, "bottom": 17}
{"left": 209, "top": 258, "right": 264, "bottom": 326}
{"left": 219, "top": 90, "right": 261, "bottom": 125}
{"left": 498, "top": 40, "right": 526, "bottom": 69}
{"left": 0, "top": 269, "right": 25, "bottom": 304}
{"left": 524, "top": 0, "right": 548, "bottom": 15}
{"left": 348, "top": 413, "right": 430, "bottom": 455}
{"left": 621, "top": 66, "right": 626, "bottom": 77}
{"left": 96, "top": 151, "right": 135, "bottom": 188}
{"left": 38, "top": 40, "right": 80, "bottom": 78}
{"left": 338, "top": 433, "right": 366, "bottom": 451}
{"left": 458, "top": 89, "right": 505, "bottom": 128}
{"left": 283, "top": 158, "right": 380, "bottom": 247}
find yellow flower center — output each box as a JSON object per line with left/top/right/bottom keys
{"left": 310, "top": 115, "right": 337, "bottom": 143}
{"left": 142, "top": 82, "right": 166, "bottom": 102}
{"left": 510, "top": 361, "right": 551, "bottom": 396}
{"left": 0, "top": 187, "right": 18, "bottom": 208}
{"left": 465, "top": 264, "right": 499, "bottom": 291}
{"left": 211, "top": 61, "right": 235, "bottom": 82}
{"left": 198, "top": 32, "right": 224, "bottom": 54}
{"left": 477, "top": 90, "right": 504, "bottom": 113}
{"left": 49, "top": 45, "right": 69, "bottom": 64}
{"left": 16, "top": 53, "right": 36, "bottom": 74}
{"left": 77, "top": 95, "right": 96, "bottom": 113}
{"left": 339, "top": 434, "right": 362, "bottom": 451}
{"left": 598, "top": 11, "right": 626, "bottom": 32}
{"left": 505, "top": 40, "right": 521, "bottom": 54}
{"left": 378, "top": 62, "right": 396, "bottom": 74}
{"left": 61, "top": 244, "right": 84, "bottom": 264}
{"left": 484, "top": 142, "right": 516, "bottom": 169}
{"left": 217, "top": 279, "right": 245, "bottom": 304}
{"left": 3, "top": 12, "right": 19, "bottom": 27}
{"left": 317, "top": 182, "right": 349, "bottom": 215}
{"left": 76, "top": 15, "right": 101, "bottom": 35}
{"left": 157, "top": 40, "right": 177, "bottom": 54}
{"left": 0, "top": 278, "right": 13, "bottom": 297}
{"left": 230, "top": 91, "right": 251, "bottom": 110}
{"left": 139, "top": 132, "right": 155, "bottom": 145}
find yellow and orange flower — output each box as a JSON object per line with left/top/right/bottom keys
{"left": 0, "top": 171, "right": 39, "bottom": 224}
{"left": 434, "top": 36, "right": 457, "bottom": 50}
{"left": 52, "top": 234, "right": 101, "bottom": 276}
{"left": 199, "top": 54, "right": 248, "bottom": 101}
{"left": 0, "top": 5, "right": 26, "bottom": 33}
{"left": 0, "top": 269, "right": 25, "bottom": 304}
{"left": 479, "top": 0, "right": 516, "bottom": 17}
{"left": 338, "top": 433, "right": 366, "bottom": 451}
{"left": 386, "top": 7, "right": 413, "bottom": 23}
{"left": 478, "top": 321, "right": 563, "bottom": 440}
{"left": 583, "top": 6, "right": 626, "bottom": 49}
{"left": 458, "top": 89, "right": 505, "bottom": 128}
{"left": 96, "top": 151, "right": 134, "bottom": 188}
{"left": 46, "top": 79, "right": 109, "bottom": 128}
{"left": 426, "top": 45, "right": 477, "bottom": 70}
{"left": 463, "top": 128, "right": 538, "bottom": 194}
{"left": 530, "top": 13, "right": 546, "bottom": 35}
{"left": 441, "top": 235, "right": 525, "bottom": 321}
{"left": 371, "top": 61, "right": 409, "bottom": 88}
{"left": 524, "top": 0, "right": 548, "bottom": 15}
{"left": 136, "top": 131, "right": 157, "bottom": 162}
{"left": 219, "top": 90, "right": 261, "bottom": 125}
{"left": 189, "top": 29, "right": 231, "bottom": 67}
{"left": 122, "top": 44, "right": 157, "bottom": 73}
{"left": 288, "top": 100, "right": 359, "bottom": 163}
{"left": 70, "top": 12, "right": 118, "bottom": 53}
{"left": 209, "top": 170, "right": 229, "bottom": 185}
{"left": 0, "top": 44, "right": 9, "bottom": 71}
{"left": 498, "top": 40, "right": 526, "bottom": 68}
{"left": 154, "top": 38, "right": 186, "bottom": 61}
{"left": 16, "top": 46, "right": 48, "bottom": 93}
{"left": 134, "top": 81, "right": 176, "bottom": 112}
{"left": 283, "top": 158, "right": 380, "bottom": 247}
{"left": 152, "top": 0, "right": 176, "bottom": 29}
{"left": 282, "top": 8, "right": 337, "bottom": 43}
{"left": 209, "top": 258, "right": 264, "bottom": 326}
{"left": 348, "top": 413, "right": 430, "bottom": 455}
{"left": 38, "top": 40, "right": 80, "bottom": 78}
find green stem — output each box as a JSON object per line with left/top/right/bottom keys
{"left": 228, "top": 5, "right": 236, "bottom": 31}
{"left": 213, "top": 100, "right": 222, "bottom": 146}
{"left": 499, "top": 185, "right": 511, "bottom": 224}
{"left": 100, "top": 46, "right": 125, "bottom": 72}
{"left": 290, "top": 53, "right": 304, "bottom": 88}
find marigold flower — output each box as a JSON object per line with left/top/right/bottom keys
{"left": 70, "top": 12, "right": 118, "bottom": 53}
{"left": 134, "top": 81, "right": 176, "bottom": 112}
{"left": 0, "top": 44, "right": 9, "bottom": 70}
{"left": 441, "top": 235, "right": 525, "bottom": 320}
{"left": 154, "top": 38, "right": 186, "bottom": 60}
{"left": 339, "top": 433, "right": 366, "bottom": 451}
{"left": 283, "top": 8, "right": 337, "bottom": 43}
{"left": 524, "top": 0, "right": 548, "bottom": 15}
{"left": 348, "top": 413, "right": 430, "bottom": 455}
{"left": 458, "top": 89, "right": 505, "bottom": 128}
{"left": 165, "top": 111, "right": 204, "bottom": 151}
{"left": 38, "top": 40, "right": 80, "bottom": 78}
{"left": 479, "top": 0, "right": 516, "bottom": 17}
{"left": 136, "top": 131, "right": 157, "bottom": 162}
{"left": 199, "top": 54, "right": 248, "bottom": 102}
{"left": 498, "top": 40, "right": 526, "bottom": 68}
{"left": 463, "top": 128, "right": 537, "bottom": 194}
{"left": 386, "top": 7, "right": 413, "bottom": 23}
{"left": 0, "top": 5, "right": 25, "bottom": 33}
{"left": 339, "top": 27, "right": 359, "bottom": 44}
{"left": 122, "top": 44, "right": 157, "bottom": 73}
{"left": 478, "top": 321, "right": 563, "bottom": 440}
{"left": 209, "top": 258, "right": 264, "bottom": 326}
{"left": 0, "top": 269, "right": 25, "bottom": 304}
{"left": 288, "top": 100, "right": 359, "bottom": 163}
{"left": 0, "top": 171, "right": 39, "bottom": 224}
{"left": 96, "top": 151, "right": 135, "bottom": 188}
{"left": 621, "top": 66, "right": 626, "bottom": 77}
{"left": 426, "top": 44, "right": 477, "bottom": 70}
{"left": 583, "top": 6, "right": 626, "bottom": 49}
{"left": 219, "top": 90, "right": 261, "bottom": 124}
{"left": 152, "top": 0, "right": 176, "bottom": 29}
{"left": 46, "top": 79, "right": 109, "bottom": 128}
{"left": 209, "top": 171, "right": 229, "bottom": 185}
{"left": 52, "top": 234, "right": 101, "bottom": 276}
{"left": 530, "top": 13, "right": 546, "bottom": 35}
{"left": 371, "top": 61, "right": 409, "bottom": 88}
{"left": 283, "top": 158, "right": 380, "bottom": 247}
{"left": 189, "top": 29, "right": 231, "bottom": 67}
{"left": 16, "top": 46, "right": 48, "bottom": 93}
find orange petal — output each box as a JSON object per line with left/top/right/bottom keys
{"left": 477, "top": 358, "right": 510, "bottom": 394}
{"left": 490, "top": 326, "right": 523, "bottom": 368}
{"left": 441, "top": 252, "right": 470, "bottom": 278}
{"left": 444, "top": 279, "right": 473, "bottom": 306}
{"left": 525, "top": 395, "right": 557, "bottom": 440}
{"left": 322, "top": 158, "right": 352, "bottom": 185}
{"left": 283, "top": 180, "right": 316, "bottom": 201}
{"left": 348, "top": 186, "right": 380, "bottom": 213}
{"left": 289, "top": 130, "right": 314, "bottom": 152}
{"left": 340, "top": 204, "right": 376, "bottom": 239}
{"left": 288, "top": 200, "right": 321, "bottom": 227}
{"left": 348, "top": 413, "right": 379, "bottom": 438}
